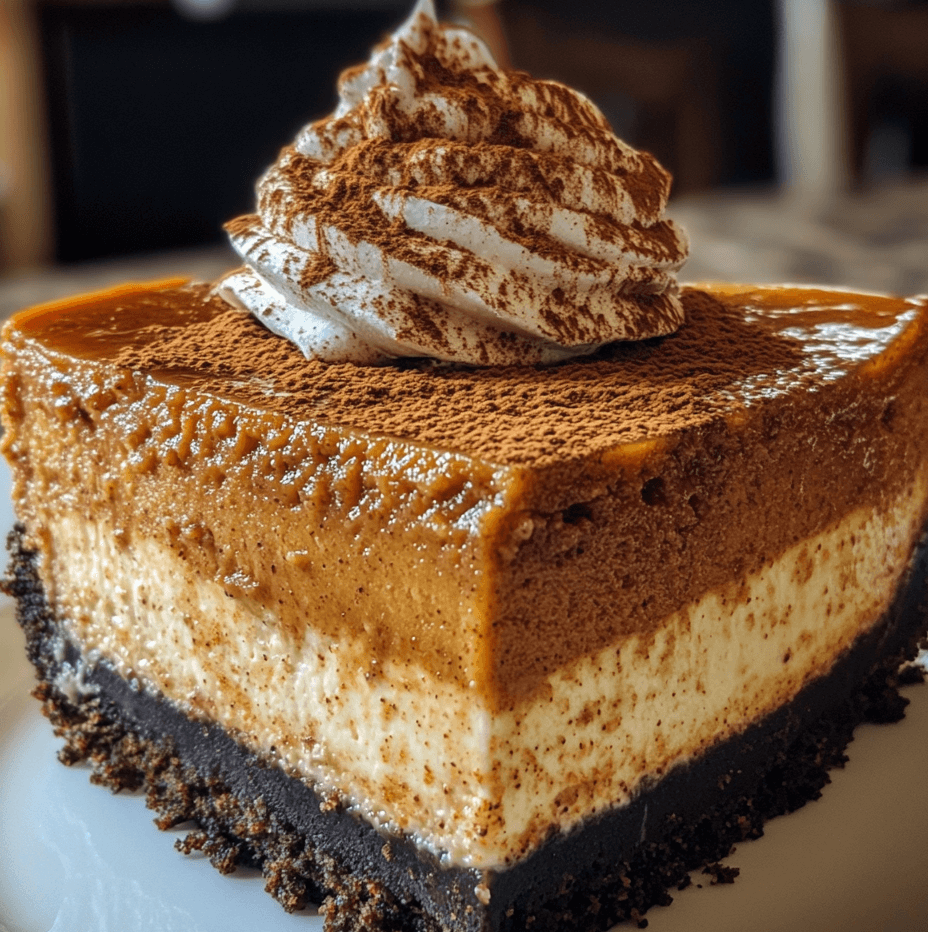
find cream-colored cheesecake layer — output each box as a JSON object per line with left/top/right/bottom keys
{"left": 39, "top": 472, "right": 927, "bottom": 869}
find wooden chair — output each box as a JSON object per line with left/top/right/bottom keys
{"left": 837, "top": 1, "right": 928, "bottom": 183}
{"left": 499, "top": 2, "right": 722, "bottom": 194}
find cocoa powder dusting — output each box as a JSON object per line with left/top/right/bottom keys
{"left": 88, "top": 284, "right": 813, "bottom": 468}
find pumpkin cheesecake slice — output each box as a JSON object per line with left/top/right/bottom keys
{"left": 4, "top": 1, "right": 928, "bottom": 927}
{"left": 3, "top": 277, "right": 928, "bottom": 930}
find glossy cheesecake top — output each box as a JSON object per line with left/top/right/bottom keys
{"left": 9, "top": 280, "right": 925, "bottom": 477}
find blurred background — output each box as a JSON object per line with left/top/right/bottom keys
{"left": 0, "top": 0, "right": 927, "bottom": 313}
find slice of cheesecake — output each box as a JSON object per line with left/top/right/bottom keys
{"left": 3, "top": 279, "right": 928, "bottom": 931}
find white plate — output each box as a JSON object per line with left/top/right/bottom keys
{"left": 1, "top": 610, "right": 927, "bottom": 932}
{"left": 0, "top": 612, "right": 322, "bottom": 932}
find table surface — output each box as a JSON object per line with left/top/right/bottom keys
{"left": 672, "top": 178, "right": 928, "bottom": 296}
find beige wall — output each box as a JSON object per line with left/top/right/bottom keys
{"left": 0, "top": 0, "right": 52, "bottom": 271}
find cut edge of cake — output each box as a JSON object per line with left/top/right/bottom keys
{"left": 5, "top": 522, "right": 926, "bottom": 931}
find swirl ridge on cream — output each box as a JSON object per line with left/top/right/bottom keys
{"left": 219, "top": 0, "right": 689, "bottom": 365}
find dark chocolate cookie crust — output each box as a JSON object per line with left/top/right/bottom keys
{"left": 4, "top": 523, "right": 927, "bottom": 932}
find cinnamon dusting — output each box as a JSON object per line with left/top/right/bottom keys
{"left": 48, "top": 285, "right": 812, "bottom": 467}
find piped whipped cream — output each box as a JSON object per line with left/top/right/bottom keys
{"left": 219, "top": 0, "right": 689, "bottom": 365}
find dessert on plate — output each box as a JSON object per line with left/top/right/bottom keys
{"left": 3, "top": 2, "right": 927, "bottom": 930}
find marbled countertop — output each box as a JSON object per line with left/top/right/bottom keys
{"left": 674, "top": 177, "right": 928, "bottom": 296}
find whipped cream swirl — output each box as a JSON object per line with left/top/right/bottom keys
{"left": 219, "top": 0, "right": 689, "bottom": 366}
